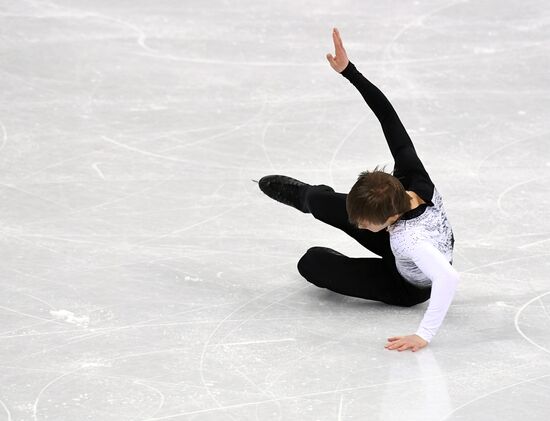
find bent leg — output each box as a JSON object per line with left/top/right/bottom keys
{"left": 303, "top": 185, "right": 393, "bottom": 258}
{"left": 297, "top": 246, "right": 423, "bottom": 306}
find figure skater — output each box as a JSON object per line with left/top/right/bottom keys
{"left": 255, "top": 27, "right": 459, "bottom": 352}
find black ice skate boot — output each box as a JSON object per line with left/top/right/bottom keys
{"left": 257, "top": 175, "right": 312, "bottom": 213}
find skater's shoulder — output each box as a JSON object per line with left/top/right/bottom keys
{"left": 429, "top": 186, "right": 448, "bottom": 208}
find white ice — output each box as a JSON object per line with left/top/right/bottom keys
{"left": 0, "top": 0, "right": 549, "bottom": 420}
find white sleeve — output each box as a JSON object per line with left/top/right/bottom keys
{"left": 408, "top": 240, "right": 460, "bottom": 343}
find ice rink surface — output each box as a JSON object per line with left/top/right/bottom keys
{"left": 1, "top": 0, "right": 549, "bottom": 419}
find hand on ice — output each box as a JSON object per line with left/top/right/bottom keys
{"left": 385, "top": 334, "right": 428, "bottom": 352}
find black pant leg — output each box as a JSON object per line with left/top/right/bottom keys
{"left": 303, "top": 184, "right": 393, "bottom": 258}
{"left": 297, "top": 246, "right": 429, "bottom": 307}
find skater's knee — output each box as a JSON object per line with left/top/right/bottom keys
{"left": 297, "top": 247, "right": 327, "bottom": 286}
{"left": 297, "top": 247, "right": 318, "bottom": 277}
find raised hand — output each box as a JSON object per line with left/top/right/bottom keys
{"left": 326, "top": 27, "right": 349, "bottom": 73}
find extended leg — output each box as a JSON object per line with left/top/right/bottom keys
{"left": 304, "top": 184, "right": 393, "bottom": 258}
{"left": 257, "top": 175, "right": 394, "bottom": 258}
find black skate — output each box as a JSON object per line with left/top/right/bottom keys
{"left": 256, "top": 175, "right": 312, "bottom": 213}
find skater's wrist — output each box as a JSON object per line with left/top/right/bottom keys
{"left": 340, "top": 60, "right": 355, "bottom": 77}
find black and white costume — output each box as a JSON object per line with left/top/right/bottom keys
{"left": 341, "top": 61, "right": 459, "bottom": 343}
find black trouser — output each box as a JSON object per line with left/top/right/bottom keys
{"left": 296, "top": 184, "right": 432, "bottom": 307}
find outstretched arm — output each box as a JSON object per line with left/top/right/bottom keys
{"left": 410, "top": 240, "right": 460, "bottom": 343}
{"left": 326, "top": 28, "right": 431, "bottom": 181}
{"left": 341, "top": 62, "right": 430, "bottom": 179}
{"left": 385, "top": 240, "right": 459, "bottom": 351}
